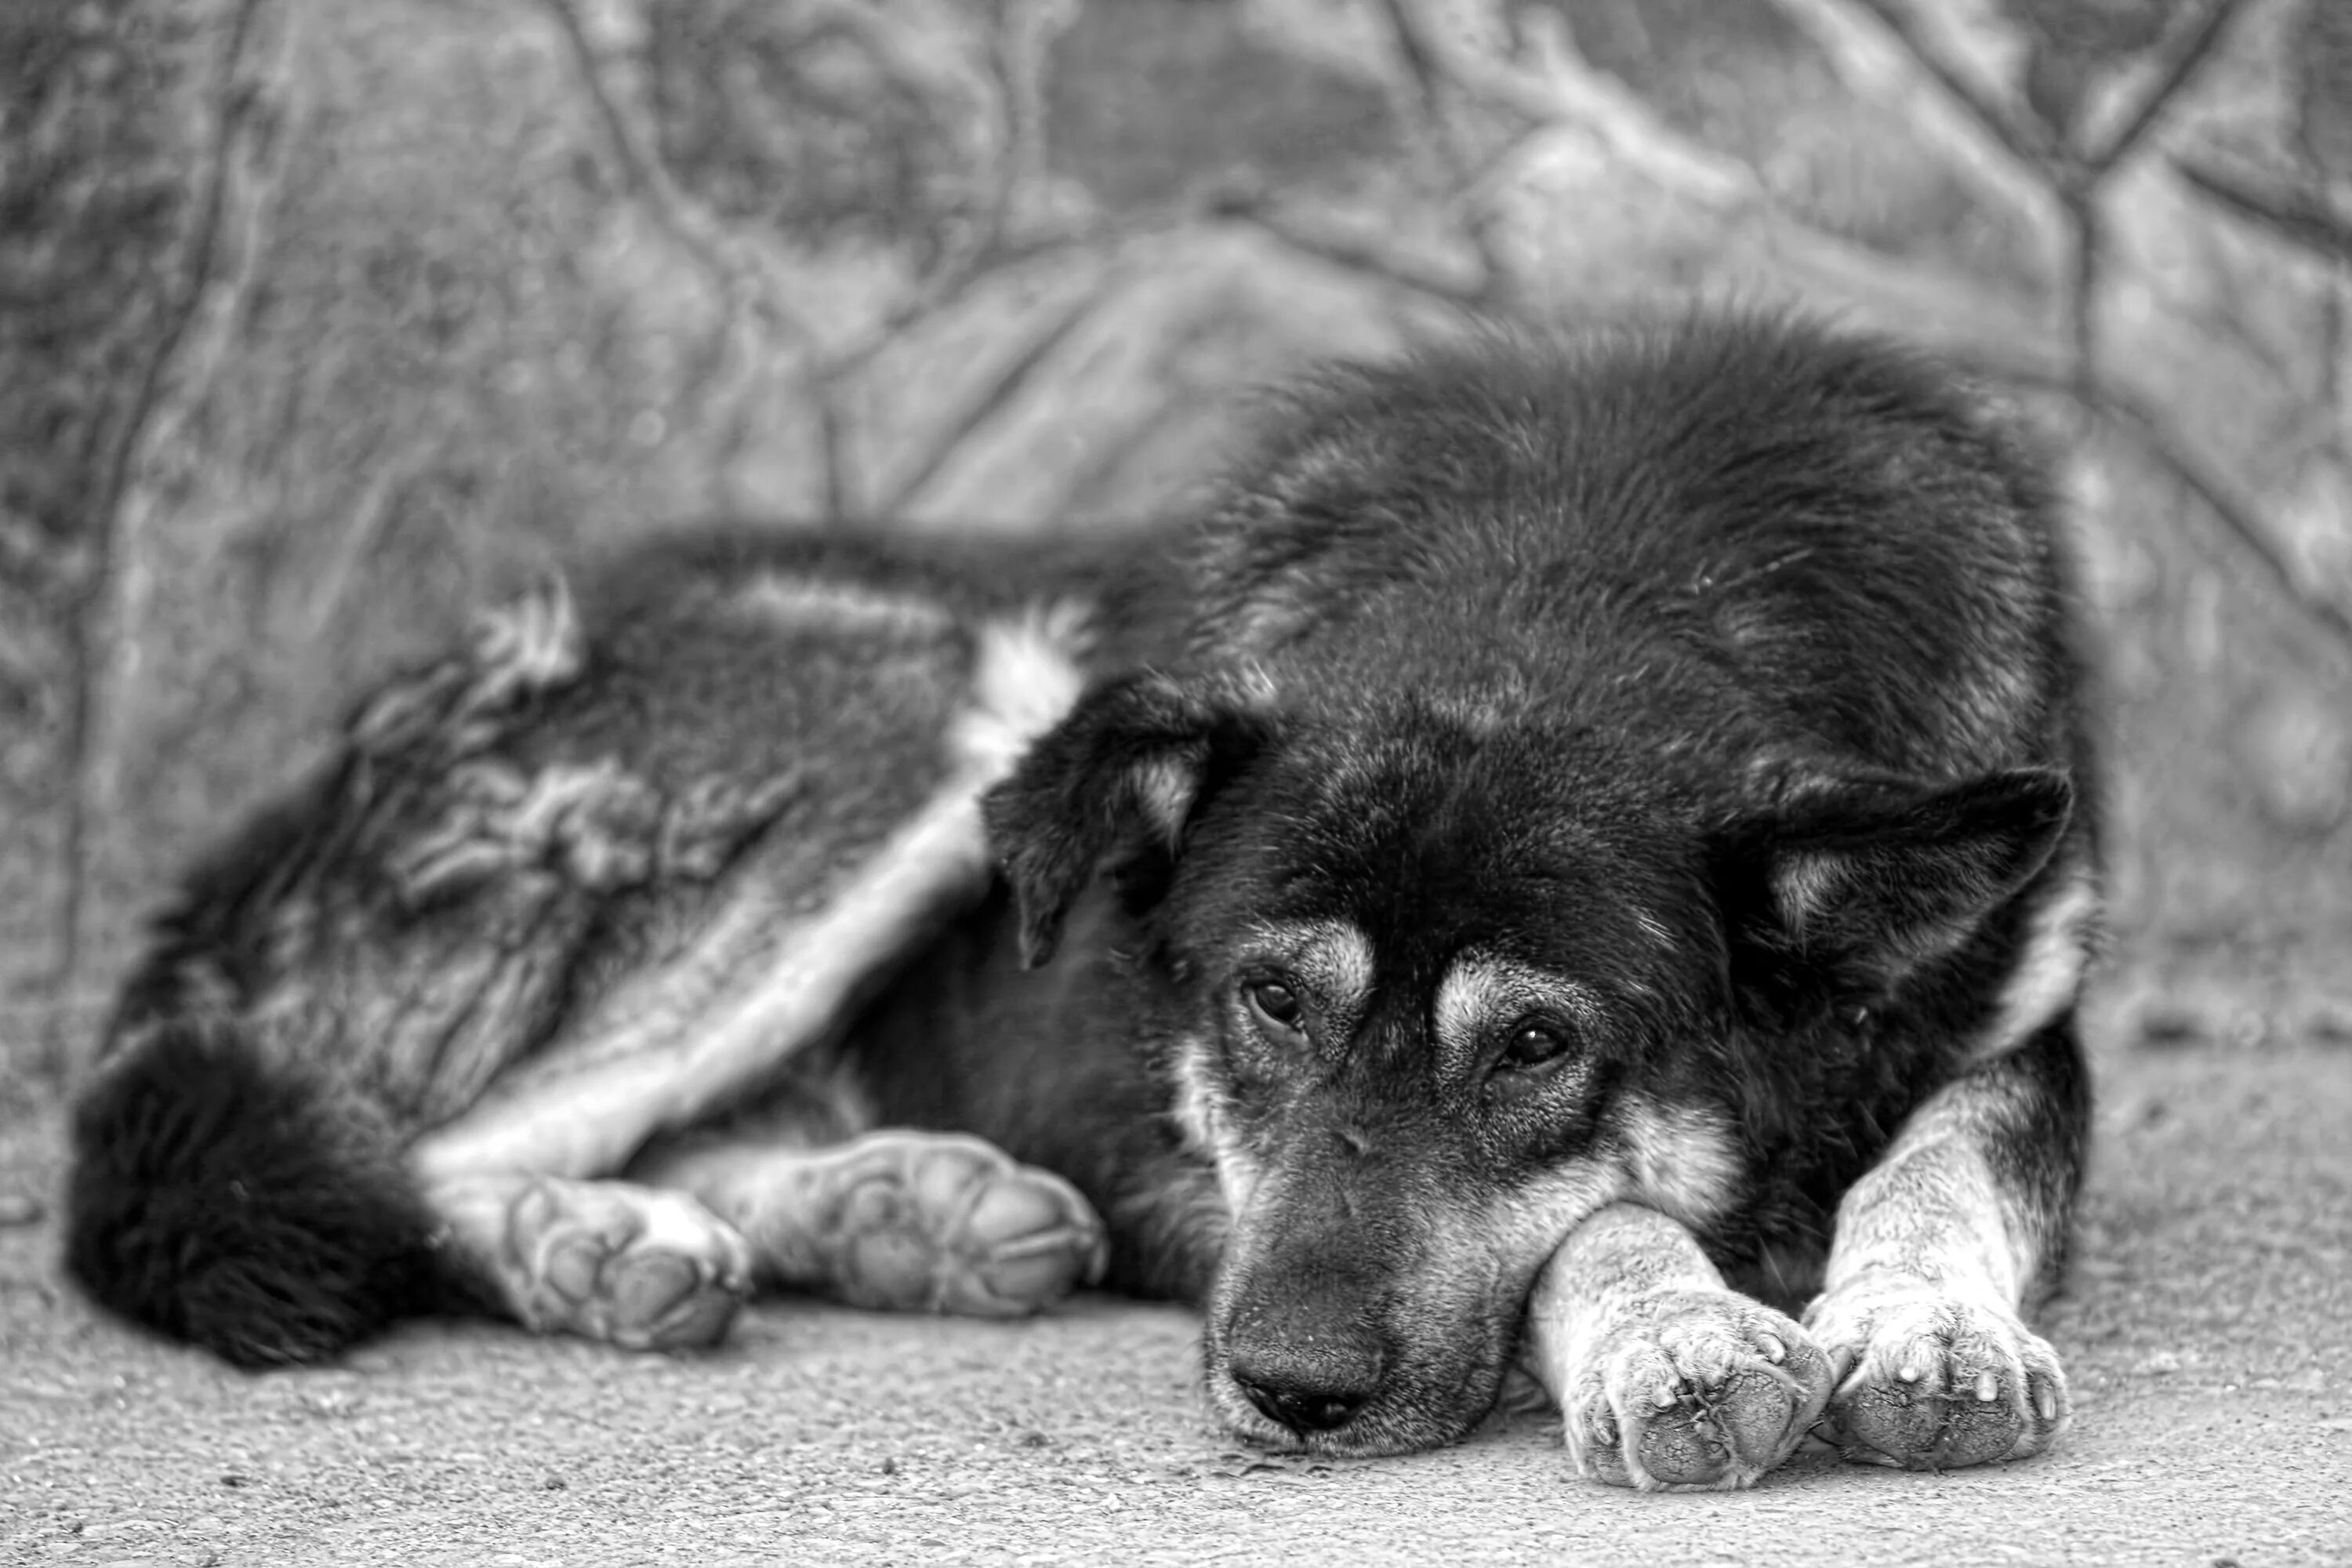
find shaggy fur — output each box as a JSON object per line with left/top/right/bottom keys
{"left": 67, "top": 313, "right": 2097, "bottom": 1487}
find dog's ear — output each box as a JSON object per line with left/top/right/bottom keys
{"left": 1712, "top": 768, "right": 2074, "bottom": 1004}
{"left": 983, "top": 668, "right": 1272, "bottom": 969}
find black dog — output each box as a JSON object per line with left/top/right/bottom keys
{"left": 68, "top": 314, "right": 2095, "bottom": 1489}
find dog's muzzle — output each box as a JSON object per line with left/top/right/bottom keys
{"left": 1227, "top": 1333, "right": 1385, "bottom": 1434}
{"left": 1218, "top": 1261, "right": 1392, "bottom": 1436}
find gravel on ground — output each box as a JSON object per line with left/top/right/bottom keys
{"left": 4, "top": 1044, "right": 2348, "bottom": 1566}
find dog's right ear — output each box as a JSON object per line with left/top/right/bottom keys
{"left": 982, "top": 668, "right": 1273, "bottom": 969}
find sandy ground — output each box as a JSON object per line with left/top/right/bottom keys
{"left": 3, "top": 1043, "right": 2348, "bottom": 1568}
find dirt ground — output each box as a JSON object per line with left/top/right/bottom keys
{"left": 3, "top": 1041, "right": 2348, "bottom": 1567}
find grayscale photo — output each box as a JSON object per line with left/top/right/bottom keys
{"left": 2, "top": 0, "right": 2347, "bottom": 1562}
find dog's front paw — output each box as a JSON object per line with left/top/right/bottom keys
{"left": 1804, "top": 1274, "right": 2069, "bottom": 1469}
{"left": 1559, "top": 1287, "right": 1833, "bottom": 1491}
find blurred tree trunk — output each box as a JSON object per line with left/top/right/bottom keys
{"left": 0, "top": 0, "right": 292, "bottom": 1078}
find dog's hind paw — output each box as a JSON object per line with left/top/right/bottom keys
{"left": 499, "top": 1177, "right": 753, "bottom": 1351}
{"left": 1559, "top": 1287, "right": 1833, "bottom": 1491}
{"left": 1804, "top": 1275, "right": 2069, "bottom": 1469}
{"left": 766, "top": 1131, "right": 1108, "bottom": 1318}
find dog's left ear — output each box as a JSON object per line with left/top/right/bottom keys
{"left": 983, "top": 667, "right": 1273, "bottom": 969}
{"left": 1712, "top": 767, "right": 2074, "bottom": 1000}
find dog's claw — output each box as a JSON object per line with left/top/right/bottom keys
{"left": 1805, "top": 1274, "right": 2071, "bottom": 1470}
{"left": 1558, "top": 1287, "right": 1833, "bottom": 1492}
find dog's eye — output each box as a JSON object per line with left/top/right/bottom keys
{"left": 1496, "top": 1023, "right": 1571, "bottom": 1073}
{"left": 1244, "top": 978, "right": 1306, "bottom": 1038}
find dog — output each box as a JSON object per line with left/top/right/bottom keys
{"left": 65, "top": 313, "right": 2096, "bottom": 1490}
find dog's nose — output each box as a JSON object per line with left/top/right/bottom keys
{"left": 1220, "top": 1225, "right": 1390, "bottom": 1437}
{"left": 1234, "top": 1370, "right": 1368, "bottom": 1433}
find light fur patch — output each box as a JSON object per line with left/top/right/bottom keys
{"left": 1613, "top": 1095, "right": 1741, "bottom": 1230}
{"left": 471, "top": 572, "right": 585, "bottom": 697}
{"left": 408, "top": 779, "right": 1003, "bottom": 1182}
{"left": 953, "top": 600, "right": 1093, "bottom": 776}
{"left": 730, "top": 575, "right": 957, "bottom": 638}
{"left": 1970, "top": 857, "right": 2097, "bottom": 1065}
{"left": 1773, "top": 850, "right": 1847, "bottom": 928}
{"left": 1131, "top": 754, "right": 1203, "bottom": 847}
{"left": 1823, "top": 1077, "right": 2045, "bottom": 1305}
{"left": 1431, "top": 953, "right": 1602, "bottom": 1075}
{"left": 1475, "top": 1157, "right": 1624, "bottom": 1275}
{"left": 1171, "top": 1033, "right": 1263, "bottom": 1212}
{"left": 410, "top": 605, "right": 1090, "bottom": 1185}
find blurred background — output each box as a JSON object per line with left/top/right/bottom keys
{"left": 2, "top": 0, "right": 2348, "bottom": 1094}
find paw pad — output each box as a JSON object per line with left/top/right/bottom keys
{"left": 1562, "top": 1288, "right": 1833, "bottom": 1491}
{"left": 506, "top": 1178, "right": 753, "bottom": 1351}
{"left": 1806, "top": 1276, "right": 2071, "bottom": 1470}
{"left": 804, "top": 1132, "right": 1107, "bottom": 1317}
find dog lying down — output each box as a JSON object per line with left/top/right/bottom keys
{"left": 66, "top": 313, "right": 2096, "bottom": 1490}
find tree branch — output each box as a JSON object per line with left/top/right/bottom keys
{"left": 869, "top": 262, "right": 1135, "bottom": 517}
{"left": 538, "top": 0, "right": 810, "bottom": 346}
{"left": 1217, "top": 200, "right": 1493, "bottom": 310}
{"left": 2099, "top": 383, "right": 2352, "bottom": 655}
{"left": 1769, "top": 0, "right": 2071, "bottom": 292}
{"left": 1838, "top": 0, "right": 2056, "bottom": 172}
{"left": 1975, "top": 354, "right": 2352, "bottom": 659}
{"left": 43, "top": 0, "right": 295, "bottom": 1073}
{"left": 2085, "top": 0, "right": 2252, "bottom": 172}
{"left": 2172, "top": 151, "right": 2352, "bottom": 268}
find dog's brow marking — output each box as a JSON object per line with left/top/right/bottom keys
{"left": 410, "top": 608, "right": 1090, "bottom": 1185}
{"left": 1971, "top": 856, "right": 2097, "bottom": 1065}
{"left": 1432, "top": 954, "right": 1601, "bottom": 1072}
{"left": 1613, "top": 1095, "right": 1741, "bottom": 1229}
{"left": 1301, "top": 922, "right": 1377, "bottom": 1018}
{"left": 729, "top": 575, "right": 958, "bottom": 637}
{"left": 1774, "top": 851, "right": 1846, "bottom": 927}
{"left": 1433, "top": 960, "right": 1509, "bottom": 1068}
{"left": 1131, "top": 755, "right": 1202, "bottom": 847}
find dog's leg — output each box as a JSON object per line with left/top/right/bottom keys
{"left": 398, "top": 780, "right": 990, "bottom": 1350}
{"left": 1802, "top": 1011, "right": 2088, "bottom": 1468}
{"left": 1524, "top": 1203, "right": 1835, "bottom": 1491}
{"left": 406, "top": 608, "right": 1085, "bottom": 1185}
{"left": 406, "top": 779, "right": 1006, "bottom": 1184}
{"left": 397, "top": 608, "right": 1091, "bottom": 1349}
{"left": 397, "top": 771, "right": 996, "bottom": 1355}
{"left": 629, "top": 1129, "right": 1107, "bottom": 1319}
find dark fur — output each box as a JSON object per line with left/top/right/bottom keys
{"left": 67, "top": 314, "right": 2094, "bottom": 1464}
{"left": 912, "top": 316, "right": 2092, "bottom": 1450}
{"left": 66, "top": 1018, "right": 452, "bottom": 1367}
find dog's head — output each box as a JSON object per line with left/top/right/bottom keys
{"left": 984, "top": 666, "right": 2070, "bottom": 1454}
